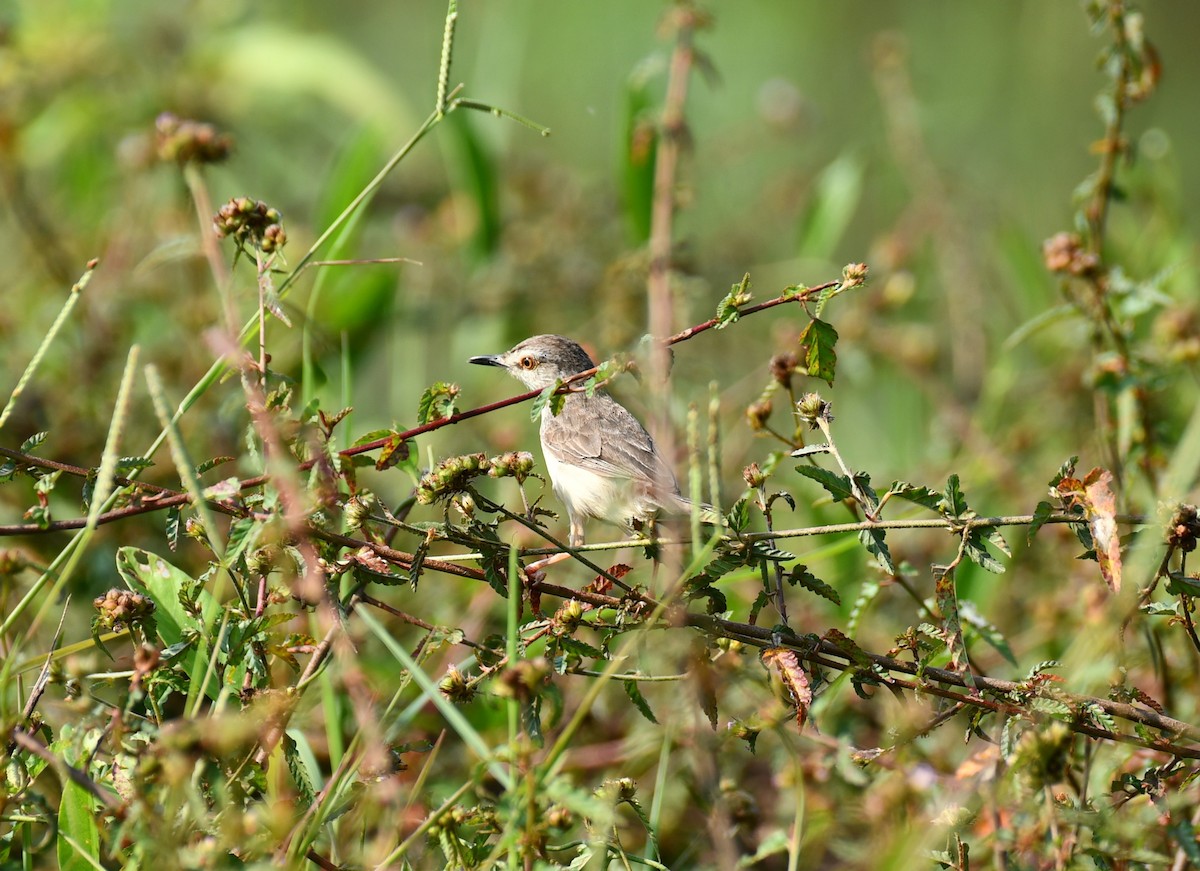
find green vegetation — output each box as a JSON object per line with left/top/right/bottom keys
{"left": 1, "top": 1, "right": 1198, "bottom": 868}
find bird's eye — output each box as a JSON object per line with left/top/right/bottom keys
{"left": 519, "top": 356, "right": 538, "bottom": 370}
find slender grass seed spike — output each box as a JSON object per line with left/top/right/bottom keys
{"left": 470, "top": 335, "right": 703, "bottom": 549}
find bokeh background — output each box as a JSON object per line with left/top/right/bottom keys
{"left": 2, "top": 1, "right": 1199, "bottom": 865}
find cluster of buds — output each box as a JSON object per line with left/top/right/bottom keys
{"left": 416, "top": 453, "right": 491, "bottom": 504}
{"left": 840, "top": 261, "right": 869, "bottom": 289}
{"left": 154, "top": 112, "right": 233, "bottom": 165}
{"left": 487, "top": 451, "right": 535, "bottom": 484}
{"left": 1166, "top": 503, "right": 1200, "bottom": 553}
{"left": 796, "top": 392, "right": 832, "bottom": 429}
{"left": 1043, "top": 232, "right": 1100, "bottom": 277}
{"left": 418, "top": 451, "right": 539, "bottom": 504}
{"left": 213, "top": 197, "right": 287, "bottom": 253}
{"left": 93, "top": 588, "right": 155, "bottom": 631}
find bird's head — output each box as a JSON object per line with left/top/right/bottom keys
{"left": 469, "top": 335, "right": 596, "bottom": 390}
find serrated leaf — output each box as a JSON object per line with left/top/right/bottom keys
{"left": 797, "top": 317, "right": 838, "bottom": 385}
{"left": 530, "top": 381, "right": 566, "bottom": 421}
{"left": 524, "top": 694, "right": 545, "bottom": 748}
{"left": 194, "top": 456, "right": 235, "bottom": 476}
{"left": 20, "top": 431, "right": 48, "bottom": 453}
{"left": 788, "top": 564, "right": 841, "bottom": 605}
{"left": 225, "top": 516, "right": 260, "bottom": 564}
{"left": 417, "top": 381, "right": 461, "bottom": 426}
{"left": 282, "top": 733, "right": 316, "bottom": 808}
{"left": 964, "top": 531, "right": 1006, "bottom": 574}
{"left": 941, "top": 474, "right": 968, "bottom": 518}
{"left": 887, "top": 480, "right": 942, "bottom": 510}
{"left": 859, "top": 527, "right": 895, "bottom": 573}
{"left": 165, "top": 505, "right": 182, "bottom": 552}
{"left": 623, "top": 679, "right": 658, "bottom": 724}
{"left": 724, "top": 493, "right": 752, "bottom": 532}
{"left": 714, "top": 273, "right": 752, "bottom": 329}
{"left": 796, "top": 465, "right": 854, "bottom": 503}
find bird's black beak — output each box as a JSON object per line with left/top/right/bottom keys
{"left": 469, "top": 354, "right": 505, "bottom": 368}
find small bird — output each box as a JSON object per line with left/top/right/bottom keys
{"left": 470, "top": 335, "right": 700, "bottom": 547}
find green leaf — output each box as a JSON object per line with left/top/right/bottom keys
{"left": 165, "top": 505, "right": 182, "bottom": 552}
{"left": 115, "top": 547, "right": 218, "bottom": 646}
{"left": 623, "top": 679, "right": 658, "bottom": 724}
{"left": 417, "top": 381, "right": 461, "bottom": 426}
{"left": 57, "top": 754, "right": 101, "bottom": 871}
{"left": 283, "top": 733, "right": 317, "bottom": 809}
{"left": 859, "top": 528, "right": 895, "bottom": 574}
{"left": 887, "top": 481, "right": 942, "bottom": 511}
{"left": 620, "top": 57, "right": 662, "bottom": 243}
{"left": 788, "top": 564, "right": 841, "bottom": 606}
{"left": 1028, "top": 500, "right": 1054, "bottom": 542}
{"left": 940, "top": 474, "right": 968, "bottom": 518}
{"left": 20, "top": 431, "right": 48, "bottom": 453}
{"left": 194, "top": 455, "right": 235, "bottom": 476}
{"left": 964, "top": 529, "right": 1006, "bottom": 574}
{"left": 796, "top": 465, "right": 854, "bottom": 503}
{"left": 798, "top": 317, "right": 838, "bottom": 385}
{"left": 714, "top": 273, "right": 752, "bottom": 329}
{"left": 530, "top": 381, "right": 566, "bottom": 421}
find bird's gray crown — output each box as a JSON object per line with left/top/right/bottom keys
{"left": 469, "top": 334, "right": 596, "bottom": 389}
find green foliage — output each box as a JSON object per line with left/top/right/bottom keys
{"left": 0, "top": 1, "right": 1195, "bottom": 869}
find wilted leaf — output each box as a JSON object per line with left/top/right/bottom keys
{"left": 761, "top": 647, "right": 812, "bottom": 732}
{"left": 1083, "top": 468, "right": 1121, "bottom": 592}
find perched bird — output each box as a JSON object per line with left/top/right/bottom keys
{"left": 470, "top": 335, "right": 700, "bottom": 547}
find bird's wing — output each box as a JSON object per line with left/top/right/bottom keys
{"left": 542, "top": 393, "right": 680, "bottom": 494}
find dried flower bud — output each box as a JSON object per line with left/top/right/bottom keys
{"left": 796, "top": 392, "right": 832, "bottom": 429}
{"left": 343, "top": 495, "right": 371, "bottom": 530}
{"left": 745, "top": 398, "right": 773, "bottom": 431}
{"left": 438, "top": 666, "right": 476, "bottom": 703}
{"left": 596, "top": 777, "right": 638, "bottom": 803}
{"left": 1042, "top": 232, "right": 1099, "bottom": 277}
{"left": 1166, "top": 503, "right": 1200, "bottom": 553}
{"left": 769, "top": 352, "right": 799, "bottom": 388}
{"left": 742, "top": 462, "right": 766, "bottom": 489}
